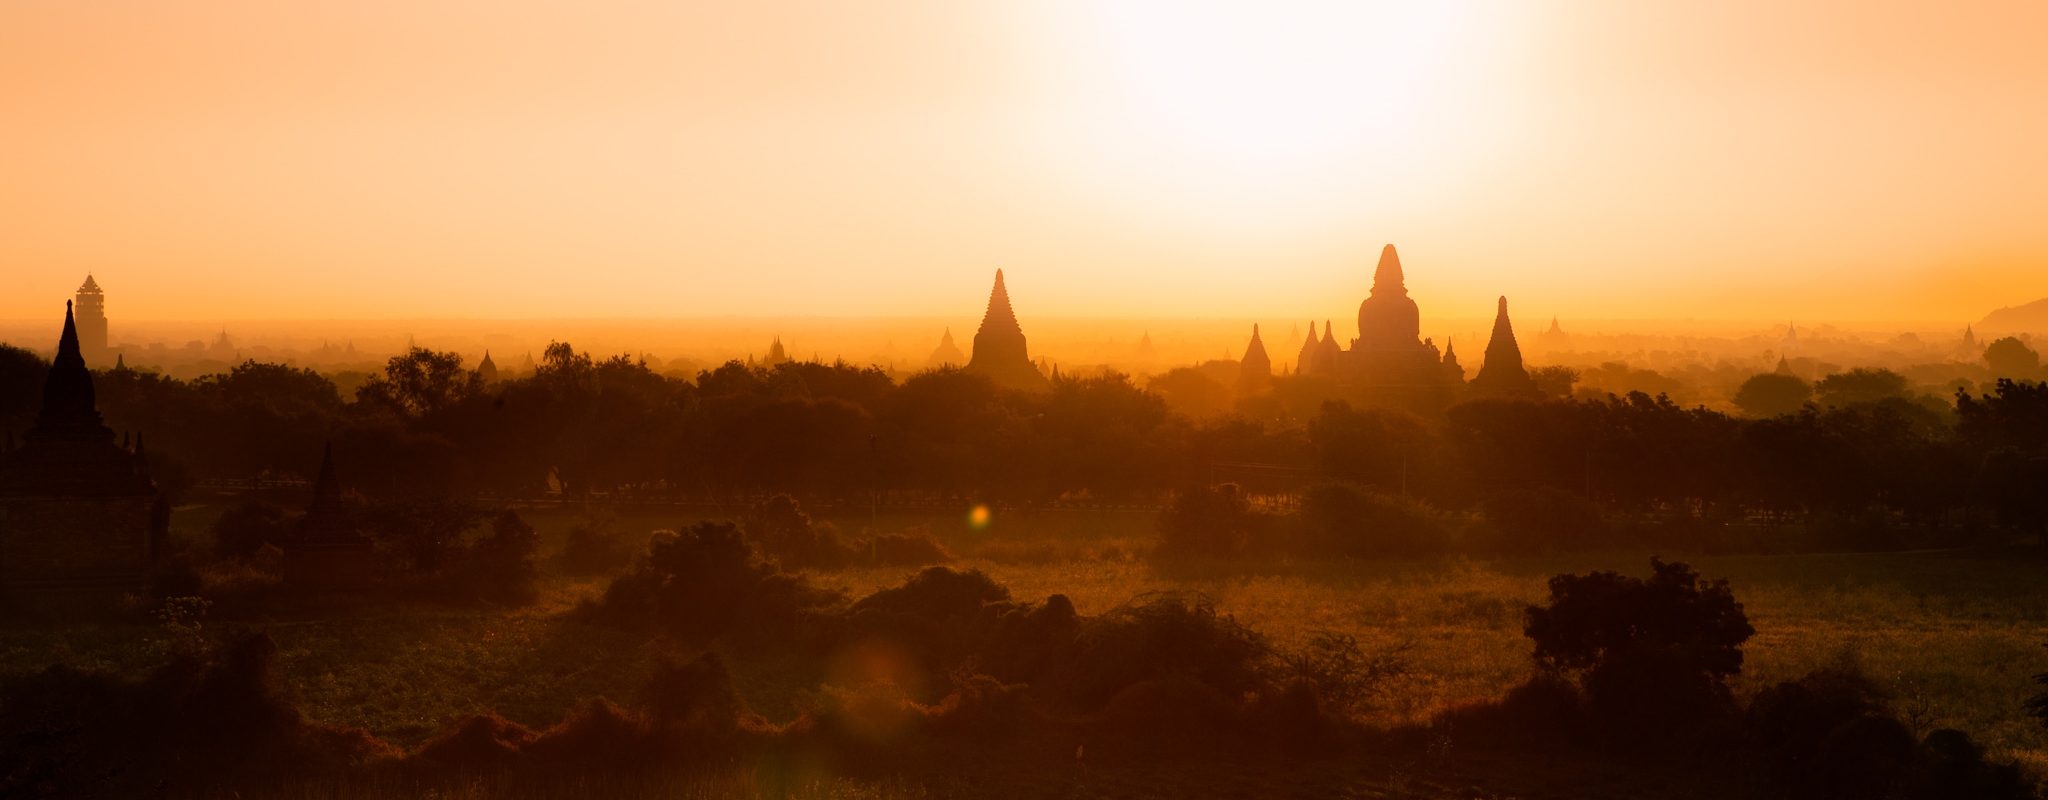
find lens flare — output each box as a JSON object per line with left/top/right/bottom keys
{"left": 967, "top": 504, "right": 992, "bottom": 531}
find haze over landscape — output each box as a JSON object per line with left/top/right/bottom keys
{"left": 4, "top": 1, "right": 2046, "bottom": 324}
{"left": 9, "top": 4, "right": 2048, "bottom": 800}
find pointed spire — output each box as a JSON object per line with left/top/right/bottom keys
{"left": 1239, "top": 323, "right": 1272, "bottom": 387}
{"left": 1306, "top": 319, "right": 1342, "bottom": 374}
{"left": 34, "top": 300, "right": 104, "bottom": 434}
{"left": 1296, "top": 320, "right": 1321, "bottom": 374}
{"left": 1470, "top": 296, "right": 1536, "bottom": 398}
{"left": 1371, "top": 244, "right": 1406, "bottom": 297}
{"left": 113, "top": 353, "right": 127, "bottom": 371}
{"left": 967, "top": 268, "right": 1042, "bottom": 388}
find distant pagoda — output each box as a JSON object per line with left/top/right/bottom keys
{"left": 926, "top": 328, "right": 967, "bottom": 368}
{"left": 965, "top": 270, "right": 1048, "bottom": 390}
{"left": 0, "top": 301, "right": 166, "bottom": 609}
{"left": 1467, "top": 296, "right": 1539, "bottom": 399}
{"left": 1238, "top": 324, "right": 1271, "bottom": 390}
{"left": 476, "top": 350, "right": 499, "bottom": 384}
{"left": 73, "top": 275, "right": 109, "bottom": 366}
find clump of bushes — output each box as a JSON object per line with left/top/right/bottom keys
{"left": 447, "top": 510, "right": 541, "bottom": 605}
{"left": 1523, "top": 557, "right": 1752, "bottom": 748}
{"left": 1293, "top": 482, "right": 1449, "bottom": 558}
{"left": 1155, "top": 483, "right": 1271, "bottom": 558}
{"left": 743, "top": 496, "right": 953, "bottom": 570}
{"left": 1436, "top": 559, "right": 2031, "bottom": 799}
{"left": 579, "top": 521, "right": 844, "bottom": 643}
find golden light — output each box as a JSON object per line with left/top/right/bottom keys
{"left": 967, "top": 504, "right": 992, "bottom": 531}
{"left": 1079, "top": 1, "right": 1474, "bottom": 174}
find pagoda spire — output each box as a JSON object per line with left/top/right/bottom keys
{"left": 1370, "top": 244, "right": 1407, "bottom": 297}
{"left": 966, "top": 269, "right": 1044, "bottom": 389}
{"left": 1469, "top": 296, "right": 1537, "bottom": 398}
{"left": 1296, "top": 320, "right": 1321, "bottom": 374}
{"left": 1239, "top": 323, "right": 1271, "bottom": 387}
{"left": 34, "top": 300, "right": 105, "bottom": 436}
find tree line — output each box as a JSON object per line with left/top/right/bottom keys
{"left": 3, "top": 341, "right": 2045, "bottom": 546}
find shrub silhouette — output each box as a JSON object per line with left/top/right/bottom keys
{"left": 1156, "top": 483, "right": 1268, "bottom": 558}
{"left": 743, "top": 496, "right": 953, "bottom": 570}
{"left": 581, "top": 521, "right": 843, "bottom": 643}
{"left": 744, "top": 494, "right": 855, "bottom": 569}
{"left": 1042, "top": 593, "right": 1272, "bottom": 712}
{"left": 1745, "top": 668, "right": 2032, "bottom": 800}
{"left": 1525, "top": 558, "right": 1752, "bottom": 678}
{"left": 1524, "top": 559, "right": 1752, "bottom": 748}
{"left": 448, "top": 510, "right": 540, "bottom": 604}
{"left": 1295, "top": 482, "right": 1448, "bottom": 558}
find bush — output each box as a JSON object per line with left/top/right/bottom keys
{"left": 1471, "top": 487, "right": 1610, "bottom": 555}
{"left": 1525, "top": 558, "right": 1752, "bottom": 680}
{"left": 744, "top": 495, "right": 855, "bottom": 569}
{"left": 1523, "top": 558, "right": 1753, "bottom": 749}
{"left": 580, "top": 521, "right": 843, "bottom": 643}
{"left": 448, "top": 510, "right": 540, "bottom": 605}
{"left": 1746, "top": 667, "right": 2032, "bottom": 800}
{"left": 1278, "top": 630, "right": 1412, "bottom": 717}
{"left": 1042, "top": 593, "right": 1273, "bottom": 712}
{"left": 1294, "top": 483, "right": 1448, "bottom": 558}
{"left": 1156, "top": 483, "right": 1269, "bottom": 558}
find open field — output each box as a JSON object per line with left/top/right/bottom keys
{"left": 6, "top": 502, "right": 2048, "bottom": 793}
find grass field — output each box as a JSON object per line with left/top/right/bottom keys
{"left": 6, "top": 500, "right": 2048, "bottom": 787}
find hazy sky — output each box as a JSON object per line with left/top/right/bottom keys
{"left": 3, "top": 1, "right": 2044, "bottom": 324}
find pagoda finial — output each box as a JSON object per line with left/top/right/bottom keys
{"left": 1371, "top": 244, "right": 1405, "bottom": 296}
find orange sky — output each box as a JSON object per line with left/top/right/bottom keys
{"left": 3, "top": 1, "right": 2044, "bottom": 324}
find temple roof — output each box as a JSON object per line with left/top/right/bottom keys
{"left": 77, "top": 274, "right": 102, "bottom": 293}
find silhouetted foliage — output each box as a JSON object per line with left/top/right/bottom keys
{"left": 1294, "top": 482, "right": 1448, "bottom": 558}
{"left": 1155, "top": 483, "right": 1268, "bottom": 558}
{"left": 1733, "top": 372, "right": 1812, "bottom": 417}
{"left": 1985, "top": 337, "right": 2042, "bottom": 380}
{"left": 582, "top": 521, "right": 843, "bottom": 642}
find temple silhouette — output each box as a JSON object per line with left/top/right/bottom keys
{"left": 965, "top": 270, "right": 1048, "bottom": 390}
{"left": 73, "top": 275, "right": 109, "bottom": 367}
{"left": 926, "top": 327, "right": 966, "bottom": 368}
{"left": 1275, "top": 244, "right": 1527, "bottom": 410}
{"left": 0, "top": 301, "right": 166, "bottom": 609}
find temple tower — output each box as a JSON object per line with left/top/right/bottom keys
{"left": 966, "top": 270, "right": 1047, "bottom": 390}
{"left": 927, "top": 328, "right": 966, "bottom": 368}
{"left": 1239, "top": 324, "right": 1271, "bottom": 390}
{"left": 1355, "top": 244, "right": 1422, "bottom": 352}
{"left": 0, "top": 301, "right": 165, "bottom": 608}
{"left": 73, "top": 276, "right": 108, "bottom": 366}
{"left": 1468, "top": 296, "right": 1538, "bottom": 399}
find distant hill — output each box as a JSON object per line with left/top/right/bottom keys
{"left": 1979, "top": 298, "right": 2048, "bottom": 334}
